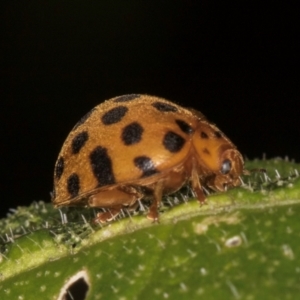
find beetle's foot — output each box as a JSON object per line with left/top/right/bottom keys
{"left": 198, "top": 199, "right": 208, "bottom": 207}
{"left": 94, "top": 208, "right": 121, "bottom": 224}
{"left": 147, "top": 209, "right": 159, "bottom": 223}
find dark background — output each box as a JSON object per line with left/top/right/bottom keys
{"left": 1, "top": 1, "right": 299, "bottom": 218}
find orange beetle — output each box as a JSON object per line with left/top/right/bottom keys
{"left": 52, "top": 94, "right": 245, "bottom": 222}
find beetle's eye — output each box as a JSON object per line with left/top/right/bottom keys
{"left": 221, "top": 159, "right": 231, "bottom": 174}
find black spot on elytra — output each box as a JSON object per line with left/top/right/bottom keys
{"left": 113, "top": 94, "right": 141, "bottom": 102}
{"left": 121, "top": 122, "right": 144, "bottom": 145}
{"left": 67, "top": 173, "right": 80, "bottom": 198}
{"left": 163, "top": 131, "right": 185, "bottom": 153}
{"left": 152, "top": 101, "right": 178, "bottom": 112}
{"left": 89, "top": 146, "right": 115, "bottom": 186}
{"left": 73, "top": 108, "right": 96, "bottom": 130}
{"left": 71, "top": 131, "right": 89, "bottom": 154}
{"left": 214, "top": 131, "right": 222, "bottom": 138}
{"left": 55, "top": 156, "right": 64, "bottom": 180}
{"left": 134, "top": 156, "right": 158, "bottom": 177}
{"left": 203, "top": 148, "right": 210, "bottom": 155}
{"left": 101, "top": 106, "right": 128, "bottom": 125}
{"left": 201, "top": 131, "right": 209, "bottom": 139}
{"left": 175, "top": 119, "right": 193, "bottom": 134}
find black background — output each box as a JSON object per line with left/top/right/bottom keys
{"left": 1, "top": 1, "right": 299, "bottom": 218}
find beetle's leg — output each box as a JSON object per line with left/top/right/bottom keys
{"left": 95, "top": 206, "right": 123, "bottom": 223}
{"left": 205, "top": 174, "right": 239, "bottom": 192}
{"left": 88, "top": 186, "right": 142, "bottom": 223}
{"left": 205, "top": 174, "right": 225, "bottom": 191}
{"left": 147, "top": 180, "right": 164, "bottom": 222}
{"left": 190, "top": 163, "right": 206, "bottom": 204}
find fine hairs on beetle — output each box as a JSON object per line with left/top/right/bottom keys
{"left": 52, "top": 94, "right": 245, "bottom": 222}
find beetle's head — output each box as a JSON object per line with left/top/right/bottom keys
{"left": 209, "top": 146, "right": 244, "bottom": 191}
{"left": 193, "top": 121, "right": 245, "bottom": 190}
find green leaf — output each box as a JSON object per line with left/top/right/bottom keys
{"left": 0, "top": 158, "right": 300, "bottom": 299}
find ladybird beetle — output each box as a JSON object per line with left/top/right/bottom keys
{"left": 52, "top": 94, "right": 245, "bottom": 222}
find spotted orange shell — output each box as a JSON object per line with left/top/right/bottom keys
{"left": 52, "top": 94, "right": 244, "bottom": 222}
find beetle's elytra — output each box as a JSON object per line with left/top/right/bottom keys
{"left": 52, "top": 94, "right": 245, "bottom": 222}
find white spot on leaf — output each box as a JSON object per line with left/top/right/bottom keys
{"left": 281, "top": 244, "right": 295, "bottom": 260}
{"left": 225, "top": 236, "right": 242, "bottom": 248}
